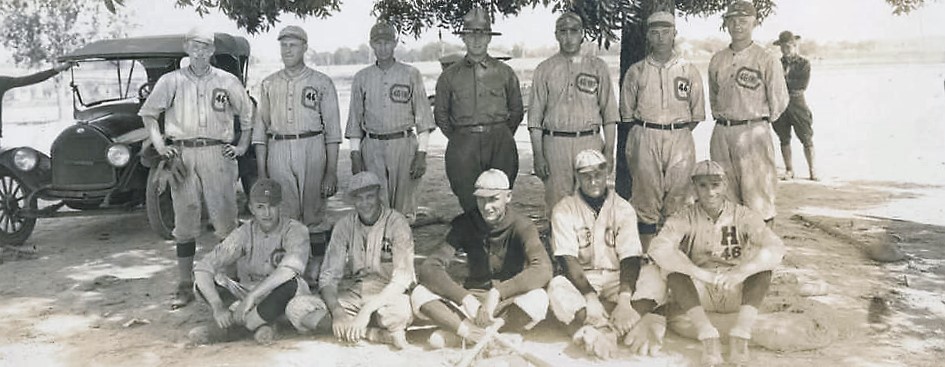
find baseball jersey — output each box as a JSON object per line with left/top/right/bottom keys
{"left": 345, "top": 61, "right": 436, "bottom": 138}
{"left": 194, "top": 217, "right": 310, "bottom": 287}
{"left": 781, "top": 55, "right": 811, "bottom": 94}
{"left": 551, "top": 191, "right": 642, "bottom": 271}
{"left": 621, "top": 54, "right": 706, "bottom": 124}
{"left": 318, "top": 208, "right": 415, "bottom": 291}
{"left": 527, "top": 53, "right": 619, "bottom": 132}
{"left": 252, "top": 67, "right": 342, "bottom": 144}
{"left": 708, "top": 43, "right": 789, "bottom": 121}
{"left": 434, "top": 55, "right": 524, "bottom": 133}
{"left": 139, "top": 66, "right": 252, "bottom": 142}
{"left": 649, "top": 200, "right": 783, "bottom": 269}
{"left": 1, "top": 68, "right": 60, "bottom": 137}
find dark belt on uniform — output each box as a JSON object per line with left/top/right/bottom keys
{"left": 173, "top": 138, "right": 225, "bottom": 147}
{"left": 632, "top": 120, "right": 692, "bottom": 131}
{"left": 715, "top": 117, "right": 769, "bottom": 127}
{"left": 269, "top": 131, "right": 323, "bottom": 141}
{"left": 455, "top": 121, "right": 507, "bottom": 133}
{"left": 542, "top": 128, "right": 599, "bottom": 137}
{"left": 366, "top": 129, "right": 414, "bottom": 140}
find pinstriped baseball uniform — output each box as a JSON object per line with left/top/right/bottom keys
{"left": 621, "top": 54, "right": 705, "bottom": 226}
{"left": 253, "top": 67, "right": 342, "bottom": 227}
{"left": 318, "top": 207, "right": 415, "bottom": 331}
{"left": 708, "top": 43, "right": 789, "bottom": 220}
{"left": 529, "top": 54, "right": 618, "bottom": 211}
{"left": 345, "top": 61, "right": 436, "bottom": 219}
{"left": 139, "top": 66, "right": 253, "bottom": 241}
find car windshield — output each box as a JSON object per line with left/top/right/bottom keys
{"left": 70, "top": 59, "right": 150, "bottom": 108}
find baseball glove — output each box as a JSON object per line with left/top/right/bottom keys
{"left": 153, "top": 156, "right": 187, "bottom": 193}
{"left": 573, "top": 324, "right": 618, "bottom": 359}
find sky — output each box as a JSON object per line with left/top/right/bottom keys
{"left": 121, "top": 0, "right": 945, "bottom": 60}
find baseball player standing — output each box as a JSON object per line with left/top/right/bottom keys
{"left": 434, "top": 6, "right": 524, "bottom": 213}
{"left": 621, "top": 11, "right": 705, "bottom": 248}
{"left": 253, "top": 26, "right": 341, "bottom": 233}
{"left": 546, "top": 150, "right": 667, "bottom": 359}
{"left": 346, "top": 22, "right": 436, "bottom": 224}
{"left": 139, "top": 28, "right": 254, "bottom": 309}
{"left": 648, "top": 160, "right": 785, "bottom": 367}
{"left": 772, "top": 30, "right": 817, "bottom": 181}
{"left": 708, "top": 1, "right": 789, "bottom": 227}
{"left": 529, "top": 12, "right": 618, "bottom": 215}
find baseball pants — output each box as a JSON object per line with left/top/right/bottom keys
{"left": 445, "top": 126, "right": 519, "bottom": 212}
{"left": 411, "top": 285, "right": 549, "bottom": 328}
{"left": 197, "top": 276, "right": 311, "bottom": 331}
{"left": 627, "top": 125, "right": 695, "bottom": 226}
{"left": 328, "top": 277, "right": 413, "bottom": 332}
{"left": 171, "top": 145, "right": 238, "bottom": 241}
{"left": 709, "top": 122, "right": 778, "bottom": 220}
{"left": 267, "top": 134, "right": 327, "bottom": 227}
{"left": 547, "top": 265, "right": 666, "bottom": 325}
{"left": 773, "top": 95, "right": 814, "bottom": 147}
{"left": 542, "top": 134, "right": 603, "bottom": 214}
{"left": 361, "top": 134, "right": 420, "bottom": 219}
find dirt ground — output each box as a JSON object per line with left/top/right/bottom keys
{"left": 1, "top": 142, "right": 944, "bottom": 367}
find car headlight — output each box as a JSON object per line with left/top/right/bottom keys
{"left": 106, "top": 144, "right": 131, "bottom": 167}
{"left": 13, "top": 148, "right": 38, "bottom": 171}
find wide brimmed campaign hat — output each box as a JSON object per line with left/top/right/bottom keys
{"left": 454, "top": 7, "right": 501, "bottom": 36}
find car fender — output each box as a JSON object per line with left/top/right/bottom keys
{"left": 0, "top": 147, "right": 53, "bottom": 192}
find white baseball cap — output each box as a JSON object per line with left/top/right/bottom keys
{"left": 473, "top": 169, "right": 511, "bottom": 197}
{"left": 575, "top": 149, "right": 607, "bottom": 173}
{"left": 185, "top": 27, "right": 215, "bottom": 45}
{"left": 647, "top": 11, "right": 675, "bottom": 28}
{"left": 691, "top": 160, "right": 726, "bottom": 179}
{"left": 346, "top": 171, "right": 382, "bottom": 200}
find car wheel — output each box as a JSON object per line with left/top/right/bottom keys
{"left": 145, "top": 166, "right": 174, "bottom": 240}
{"left": 0, "top": 170, "right": 37, "bottom": 246}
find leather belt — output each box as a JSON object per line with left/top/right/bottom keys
{"left": 715, "top": 117, "right": 769, "bottom": 127}
{"left": 367, "top": 129, "right": 414, "bottom": 140}
{"left": 542, "top": 128, "right": 598, "bottom": 137}
{"left": 455, "top": 121, "right": 506, "bottom": 133}
{"left": 269, "top": 131, "right": 323, "bottom": 141}
{"left": 173, "top": 138, "right": 225, "bottom": 147}
{"left": 632, "top": 120, "right": 692, "bottom": 131}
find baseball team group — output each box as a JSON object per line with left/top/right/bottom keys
{"left": 61, "top": 1, "right": 819, "bottom": 366}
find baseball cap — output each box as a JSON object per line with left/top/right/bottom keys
{"left": 691, "top": 160, "right": 726, "bottom": 179}
{"left": 185, "top": 27, "right": 215, "bottom": 45}
{"left": 574, "top": 149, "right": 607, "bottom": 173}
{"left": 346, "top": 171, "right": 382, "bottom": 199}
{"left": 555, "top": 12, "right": 583, "bottom": 30}
{"left": 250, "top": 178, "right": 283, "bottom": 206}
{"left": 773, "top": 30, "right": 801, "bottom": 45}
{"left": 455, "top": 6, "right": 501, "bottom": 36}
{"left": 370, "top": 22, "right": 397, "bottom": 42}
{"left": 723, "top": 1, "right": 757, "bottom": 18}
{"left": 647, "top": 11, "right": 675, "bottom": 28}
{"left": 473, "top": 169, "right": 511, "bottom": 197}
{"left": 278, "top": 25, "right": 308, "bottom": 43}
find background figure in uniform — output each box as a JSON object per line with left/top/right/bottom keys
{"left": 412, "top": 169, "right": 551, "bottom": 346}
{"left": 346, "top": 22, "right": 436, "bottom": 224}
{"left": 621, "top": 11, "right": 705, "bottom": 249}
{"left": 708, "top": 1, "right": 789, "bottom": 226}
{"left": 254, "top": 26, "right": 341, "bottom": 234}
{"left": 546, "top": 150, "right": 667, "bottom": 359}
{"left": 772, "top": 30, "right": 817, "bottom": 181}
{"left": 0, "top": 61, "right": 73, "bottom": 144}
{"left": 649, "top": 160, "right": 785, "bottom": 367}
{"left": 317, "top": 172, "right": 415, "bottom": 349}
{"left": 434, "top": 6, "right": 524, "bottom": 213}
{"left": 529, "top": 12, "right": 618, "bottom": 215}
{"left": 189, "top": 179, "right": 323, "bottom": 345}
{"left": 139, "top": 28, "right": 254, "bottom": 309}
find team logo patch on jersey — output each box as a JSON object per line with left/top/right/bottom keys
{"left": 380, "top": 237, "right": 394, "bottom": 262}
{"left": 270, "top": 249, "right": 286, "bottom": 266}
{"left": 674, "top": 77, "right": 692, "bottom": 100}
{"left": 211, "top": 89, "right": 229, "bottom": 112}
{"left": 735, "top": 67, "right": 763, "bottom": 90}
{"left": 605, "top": 227, "right": 617, "bottom": 248}
{"left": 576, "top": 73, "right": 600, "bottom": 94}
{"left": 389, "top": 84, "right": 412, "bottom": 104}
{"left": 719, "top": 226, "right": 742, "bottom": 260}
{"left": 302, "top": 86, "right": 321, "bottom": 110}
{"left": 578, "top": 227, "right": 593, "bottom": 249}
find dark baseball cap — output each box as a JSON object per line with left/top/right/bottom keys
{"left": 723, "top": 1, "right": 757, "bottom": 18}
{"left": 250, "top": 178, "right": 283, "bottom": 206}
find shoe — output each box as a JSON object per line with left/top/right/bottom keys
{"left": 254, "top": 324, "right": 276, "bottom": 345}
{"left": 729, "top": 336, "right": 750, "bottom": 366}
{"left": 428, "top": 329, "right": 463, "bottom": 349}
{"left": 187, "top": 324, "right": 227, "bottom": 345}
{"left": 780, "top": 170, "right": 795, "bottom": 181}
{"left": 809, "top": 169, "right": 820, "bottom": 181}
{"left": 701, "top": 337, "right": 724, "bottom": 367}
{"left": 366, "top": 328, "right": 409, "bottom": 349}
{"left": 171, "top": 282, "right": 195, "bottom": 310}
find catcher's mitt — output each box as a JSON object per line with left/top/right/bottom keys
{"left": 153, "top": 156, "right": 187, "bottom": 193}
{"left": 573, "top": 324, "right": 618, "bottom": 359}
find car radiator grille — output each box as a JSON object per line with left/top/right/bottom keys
{"left": 51, "top": 126, "right": 116, "bottom": 190}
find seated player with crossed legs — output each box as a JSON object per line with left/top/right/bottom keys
{"left": 648, "top": 160, "right": 785, "bottom": 366}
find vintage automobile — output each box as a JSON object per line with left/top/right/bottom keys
{"left": 0, "top": 33, "right": 254, "bottom": 246}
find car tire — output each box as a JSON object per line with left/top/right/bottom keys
{"left": 145, "top": 166, "right": 175, "bottom": 240}
{"left": 0, "top": 169, "right": 37, "bottom": 246}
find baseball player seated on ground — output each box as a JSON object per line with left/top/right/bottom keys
{"left": 315, "top": 171, "right": 415, "bottom": 349}
{"left": 648, "top": 160, "right": 785, "bottom": 367}
{"left": 547, "top": 150, "right": 667, "bottom": 359}
{"left": 412, "top": 169, "right": 552, "bottom": 347}
{"left": 188, "top": 179, "right": 324, "bottom": 345}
